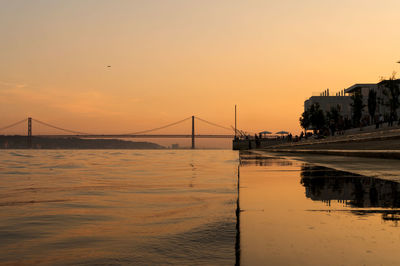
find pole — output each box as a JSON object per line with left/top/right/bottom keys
{"left": 235, "top": 105, "right": 237, "bottom": 139}
{"left": 235, "top": 164, "right": 241, "bottom": 265}
{"left": 27, "top": 117, "right": 32, "bottom": 148}
{"left": 191, "top": 116, "right": 195, "bottom": 149}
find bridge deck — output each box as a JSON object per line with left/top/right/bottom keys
{"left": 38, "top": 134, "right": 234, "bottom": 139}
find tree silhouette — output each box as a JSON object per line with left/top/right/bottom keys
{"left": 379, "top": 72, "right": 400, "bottom": 125}
{"left": 350, "top": 88, "right": 365, "bottom": 127}
{"left": 368, "top": 89, "right": 377, "bottom": 124}
{"left": 309, "top": 103, "right": 326, "bottom": 133}
{"left": 326, "top": 105, "right": 341, "bottom": 135}
{"left": 299, "top": 110, "right": 310, "bottom": 133}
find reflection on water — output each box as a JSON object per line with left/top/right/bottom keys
{"left": 0, "top": 150, "right": 239, "bottom": 265}
{"left": 300, "top": 165, "right": 400, "bottom": 224}
{"left": 235, "top": 165, "right": 241, "bottom": 266}
{"left": 239, "top": 152, "right": 292, "bottom": 167}
{"left": 3, "top": 149, "right": 400, "bottom": 265}
{"left": 239, "top": 152, "right": 400, "bottom": 266}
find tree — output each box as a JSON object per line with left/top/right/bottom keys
{"left": 380, "top": 72, "right": 400, "bottom": 125}
{"left": 299, "top": 110, "right": 310, "bottom": 133}
{"left": 326, "top": 105, "right": 340, "bottom": 125}
{"left": 368, "top": 89, "right": 377, "bottom": 124}
{"left": 350, "top": 88, "right": 365, "bottom": 127}
{"left": 326, "top": 105, "right": 341, "bottom": 135}
{"left": 309, "top": 103, "right": 326, "bottom": 133}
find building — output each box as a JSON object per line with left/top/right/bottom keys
{"left": 171, "top": 143, "right": 179, "bottom": 149}
{"left": 344, "top": 80, "right": 400, "bottom": 120}
{"left": 344, "top": 83, "right": 378, "bottom": 118}
{"left": 304, "top": 89, "right": 352, "bottom": 119}
{"left": 304, "top": 79, "right": 400, "bottom": 125}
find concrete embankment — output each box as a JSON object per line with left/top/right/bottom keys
{"left": 267, "top": 149, "right": 400, "bottom": 159}
{"left": 250, "top": 150, "right": 400, "bottom": 183}
{"left": 261, "top": 127, "right": 400, "bottom": 160}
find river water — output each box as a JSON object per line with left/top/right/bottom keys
{"left": 0, "top": 150, "right": 239, "bottom": 265}
{"left": 240, "top": 152, "right": 400, "bottom": 266}
{"left": 1, "top": 150, "right": 400, "bottom": 265}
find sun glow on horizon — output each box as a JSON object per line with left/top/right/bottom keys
{"left": 1, "top": 0, "right": 400, "bottom": 143}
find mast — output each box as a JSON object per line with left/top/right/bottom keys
{"left": 235, "top": 105, "right": 237, "bottom": 139}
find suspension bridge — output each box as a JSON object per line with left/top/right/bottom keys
{"left": 0, "top": 116, "right": 240, "bottom": 149}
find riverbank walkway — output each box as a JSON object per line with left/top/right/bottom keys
{"left": 261, "top": 123, "right": 400, "bottom": 159}
{"left": 250, "top": 150, "right": 400, "bottom": 183}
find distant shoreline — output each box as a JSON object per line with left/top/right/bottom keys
{"left": 0, "top": 136, "right": 165, "bottom": 149}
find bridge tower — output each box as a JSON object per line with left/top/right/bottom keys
{"left": 27, "top": 117, "right": 32, "bottom": 148}
{"left": 191, "top": 116, "right": 195, "bottom": 149}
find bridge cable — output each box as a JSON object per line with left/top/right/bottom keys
{"left": 195, "top": 116, "right": 233, "bottom": 131}
{"left": 0, "top": 118, "right": 28, "bottom": 131}
{"left": 123, "top": 116, "right": 192, "bottom": 135}
{"left": 32, "top": 118, "right": 91, "bottom": 135}
{"left": 195, "top": 116, "right": 255, "bottom": 135}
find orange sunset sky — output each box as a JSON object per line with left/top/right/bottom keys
{"left": 1, "top": 0, "right": 400, "bottom": 138}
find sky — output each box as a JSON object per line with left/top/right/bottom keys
{"left": 1, "top": 0, "right": 400, "bottom": 142}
